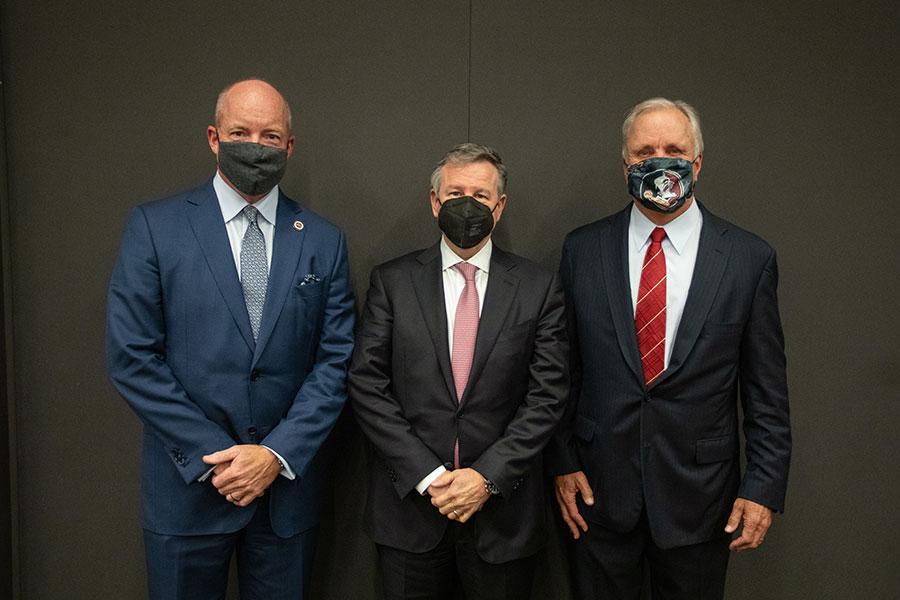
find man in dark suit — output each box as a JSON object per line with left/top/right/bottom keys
{"left": 548, "top": 98, "right": 791, "bottom": 599}
{"left": 106, "top": 79, "right": 355, "bottom": 599}
{"left": 349, "top": 143, "right": 569, "bottom": 599}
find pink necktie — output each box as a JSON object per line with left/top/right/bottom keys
{"left": 635, "top": 227, "right": 667, "bottom": 386}
{"left": 451, "top": 262, "right": 479, "bottom": 467}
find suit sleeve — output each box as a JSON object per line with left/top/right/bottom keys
{"left": 349, "top": 267, "right": 446, "bottom": 499}
{"left": 106, "top": 207, "right": 236, "bottom": 483}
{"left": 471, "top": 272, "right": 570, "bottom": 497}
{"left": 258, "top": 229, "right": 356, "bottom": 480}
{"left": 544, "top": 237, "right": 584, "bottom": 475}
{"left": 737, "top": 247, "right": 792, "bottom": 511}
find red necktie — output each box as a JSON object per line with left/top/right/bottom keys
{"left": 451, "top": 262, "right": 479, "bottom": 467}
{"left": 636, "top": 227, "right": 667, "bottom": 386}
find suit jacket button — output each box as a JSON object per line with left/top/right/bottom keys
{"left": 457, "top": 412, "right": 464, "bottom": 419}
{"left": 444, "top": 462, "right": 454, "bottom": 470}
{"left": 248, "top": 426, "right": 257, "bottom": 436}
{"left": 250, "top": 370, "right": 261, "bottom": 382}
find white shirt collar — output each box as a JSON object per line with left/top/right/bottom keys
{"left": 629, "top": 198, "right": 701, "bottom": 256}
{"left": 440, "top": 237, "right": 493, "bottom": 274}
{"left": 214, "top": 171, "right": 279, "bottom": 226}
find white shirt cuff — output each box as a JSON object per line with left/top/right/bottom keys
{"left": 198, "top": 466, "right": 215, "bottom": 482}
{"left": 262, "top": 445, "right": 296, "bottom": 480}
{"left": 415, "top": 466, "right": 447, "bottom": 495}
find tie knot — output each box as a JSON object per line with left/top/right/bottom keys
{"left": 650, "top": 227, "right": 667, "bottom": 244}
{"left": 453, "top": 262, "right": 478, "bottom": 282}
{"left": 243, "top": 205, "right": 260, "bottom": 225}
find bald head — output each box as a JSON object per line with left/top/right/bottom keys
{"left": 214, "top": 79, "right": 292, "bottom": 136}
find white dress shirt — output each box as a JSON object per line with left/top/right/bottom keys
{"left": 198, "top": 173, "right": 294, "bottom": 481}
{"left": 628, "top": 199, "right": 703, "bottom": 369}
{"left": 415, "top": 237, "right": 493, "bottom": 495}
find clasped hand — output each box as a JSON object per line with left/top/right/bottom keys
{"left": 427, "top": 468, "right": 490, "bottom": 523}
{"left": 202, "top": 445, "right": 282, "bottom": 507}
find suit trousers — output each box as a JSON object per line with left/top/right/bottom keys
{"left": 143, "top": 494, "right": 317, "bottom": 600}
{"left": 377, "top": 519, "right": 537, "bottom": 600}
{"left": 570, "top": 509, "right": 730, "bottom": 600}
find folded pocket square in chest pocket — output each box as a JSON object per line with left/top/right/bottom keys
{"left": 295, "top": 274, "right": 325, "bottom": 297}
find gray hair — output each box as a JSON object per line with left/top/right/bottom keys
{"left": 430, "top": 143, "right": 508, "bottom": 196}
{"left": 621, "top": 98, "right": 703, "bottom": 160}
{"left": 214, "top": 78, "right": 293, "bottom": 135}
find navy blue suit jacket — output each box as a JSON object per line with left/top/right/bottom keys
{"left": 107, "top": 180, "right": 355, "bottom": 538}
{"left": 547, "top": 202, "right": 791, "bottom": 549}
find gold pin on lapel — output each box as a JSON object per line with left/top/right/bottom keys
{"left": 293, "top": 221, "right": 304, "bottom": 231}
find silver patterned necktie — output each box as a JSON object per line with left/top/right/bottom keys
{"left": 240, "top": 205, "right": 268, "bottom": 341}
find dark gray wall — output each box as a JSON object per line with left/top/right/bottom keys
{"left": 1, "top": 1, "right": 898, "bottom": 598}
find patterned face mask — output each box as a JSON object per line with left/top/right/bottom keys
{"left": 627, "top": 157, "right": 695, "bottom": 213}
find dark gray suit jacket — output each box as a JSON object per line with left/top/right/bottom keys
{"left": 349, "top": 242, "right": 569, "bottom": 563}
{"left": 547, "top": 202, "right": 791, "bottom": 550}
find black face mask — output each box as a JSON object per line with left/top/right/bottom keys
{"left": 437, "top": 196, "right": 496, "bottom": 249}
{"left": 627, "top": 157, "right": 695, "bottom": 214}
{"left": 217, "top": 140, "right": 288, "bottom": 196}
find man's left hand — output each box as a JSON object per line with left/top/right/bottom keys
{"left": 203, "top": 445, "right": 282, "bottom": 507}
{"left": 429, "top": 468, "right": 491, "bottom": 523}
{"left": 725, "top": 497, "right": 772, "bottom": 551}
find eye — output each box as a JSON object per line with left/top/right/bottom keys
{"left": 475, "top": 193, "right": 488, "bottom": 200}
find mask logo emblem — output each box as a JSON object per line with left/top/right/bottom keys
{"left": 642, "top": 170, "right": 685, "bottom": 210}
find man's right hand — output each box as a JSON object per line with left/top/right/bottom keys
{"left": 554, "top": 471, "right": 594, "bottom": 539}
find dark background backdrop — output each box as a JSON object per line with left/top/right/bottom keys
{"left": 1, "top": 1, "right": 898, "bottom": 598}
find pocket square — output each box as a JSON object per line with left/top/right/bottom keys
{"left": 300, "top": 273, "right": 322, "bottom": 286}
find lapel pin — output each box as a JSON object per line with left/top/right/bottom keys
{"left": 293, "top": 221, "right": 304, "bottom": 231}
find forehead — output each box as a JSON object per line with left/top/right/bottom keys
{"left": 219, "top": 83, "right": 288, "bottom": 129}
{"left": 440, "top": 161, "right": 499, "bottom": 190}
{"left": 628, "top": 108, "right": 693, "bottom": 146}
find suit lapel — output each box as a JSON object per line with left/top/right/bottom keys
{"left": 254, "top": 193, "right": 306, "bottom": 358}
{"left": 411, "top": 244, "right": 457, "bottom": 403}
{"left": 462, "top": 246, "right": 519, "bottom": 406}
{"left": 185, "top": 182, "right": 255, "bottom": 351}
{"left": 652, "top": 203, "right": 730, "bottom": 388}
{"left": 603, "top": 207, "right": 644, "bottom": 383}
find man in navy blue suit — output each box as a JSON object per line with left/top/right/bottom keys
{"left": 107, "top": 79, "right": 355, "bottom": 599}
{"left": 548, "top": 98, "right": 791, "bottom": 599}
